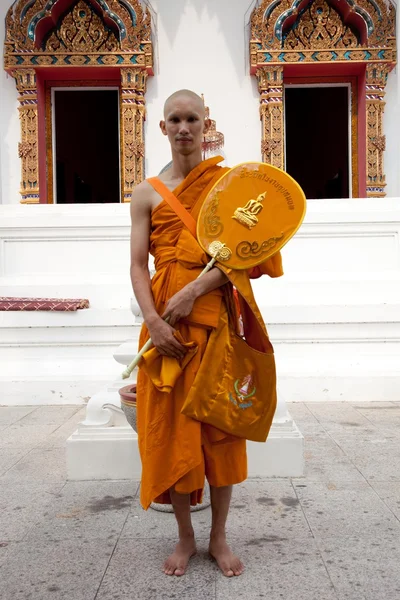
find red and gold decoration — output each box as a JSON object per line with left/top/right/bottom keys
{"left": 201, "top": 95, "right": 224, "bottom": 160}
{"left": 14, "top": 69, "right": 40, "bottom": 203}
{"left": 120, "top": 67, "right": 148, "bottom": 200}
{"left": 4, "top": 0, "right": 153, "bottom": 203}
{"left": 250, "top": 0, "right": 396, "bottom": 197}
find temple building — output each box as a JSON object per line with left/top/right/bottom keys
{"left": 1, "top": 1, "right": 399, "bottom": 478}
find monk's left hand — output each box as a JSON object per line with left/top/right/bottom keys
{"left": 162, "top": 285, "right": 196, "bottom": 327}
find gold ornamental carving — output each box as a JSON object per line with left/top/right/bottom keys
{"left": 236, "top": 235, "right": 285, "bottom": 259}
{"left": 372, "top": 136, "right": 386, "bottom": 153}
{"left": 365, "top": 63, "right": 390, "bottom": 197}
{"left": 257, "top": 66, "right": 284, "bottom": 169}
{"left": 204, "top": 193, "right": 224, "bottom": 238}
{"left": 250, "top": 0, "right": 396, "bottom": 198}
{"left": 208, "top": 241, "right": 232, "bottom": 262}
{"left": 4, "top": 1, "right": 153, "bottom": 203}
{"left": 284, "top": 0, "right": 358, "bottom": 50}
{"left": 46, "top": 1, "right": 119, "bottom": 53}
{"left": 18, "top": 142, "right": 33, "bottom": 158}
{"left": 129, "top": 141, "right": 145, "bottom": 157}
{"left": 14, "top": 69, "right": 39, "bottom": 203}
{"left": 4, "top": 0, "right": 153, "bottom": 68}
{"left": 120, "top": 68, "right": 148, "bottom": 201}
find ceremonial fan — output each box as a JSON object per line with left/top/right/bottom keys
{"left": 122, "top": 162, "right": 306, "bottom": 379}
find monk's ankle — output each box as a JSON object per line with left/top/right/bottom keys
{"left": 178, "top": 528, "right": 195, "bottom": 542}
{"left": 210, "top": 529, "right": 227, "bottom": 543}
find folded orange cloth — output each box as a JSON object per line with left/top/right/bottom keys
{"left": 139, "top": 331, "right": 198, "bottom": 393}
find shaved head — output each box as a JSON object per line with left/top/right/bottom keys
{"left": 163, "top": 89, "right": 205, "bottom": 118}
{"left": 160, "top": 89, "right": 210, "bottom": 158}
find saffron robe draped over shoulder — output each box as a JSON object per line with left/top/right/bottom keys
{"left": 136, "top": 156, "right": 283, "bottom": 510}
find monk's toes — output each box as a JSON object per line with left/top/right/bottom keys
{"left": 164, "top": 568, "right": 174, "bottom": 576}
{"left": 233, "top": 562, "right": 244, "bottom": 576}
{"left": 223, "top": 567, "right": 235, "bottom": 577}
{"left": 163, "top": 562, "right": 175, "bottom": 576}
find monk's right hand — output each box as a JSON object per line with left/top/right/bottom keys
{"left": 147, "top": 318, "right": 186, "bottom": 360}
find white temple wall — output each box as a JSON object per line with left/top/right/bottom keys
{"left": 144, "top": 0, "right": 261, "bottom": 175}
{"left": 1, "top": 199, "right": 399, "bottom": 405}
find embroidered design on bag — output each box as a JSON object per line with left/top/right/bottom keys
{"left": 229, "top": 375, "right": 256, "bottom": 410}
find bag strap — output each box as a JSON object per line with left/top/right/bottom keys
{"left": 147, "top": 177, "right": 197, "bottom": 237}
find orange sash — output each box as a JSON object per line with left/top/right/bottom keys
{"left": 147, "top": 178, "right": 197, "bottom": 237}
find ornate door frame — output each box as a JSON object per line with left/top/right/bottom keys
{"left": 250, "top": 0, "right": 396, "bottom": 197}
{"left": 4, "top": 0, "right": 153, "bottom": 204}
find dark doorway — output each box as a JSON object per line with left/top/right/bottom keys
{"left": 285, "top": 86, "right": 350, "bottom": 199}
{"left": 54, "top": 89, "right": 120, "bottom": 203}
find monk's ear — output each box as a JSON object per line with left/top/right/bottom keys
{"left": 160, "top": 120, "right": 167, "bottom": 136}
{"left": 203, "top": 118, "right": 211, "bottom": 134}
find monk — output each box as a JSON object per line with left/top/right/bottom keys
{"left": 130, "top": 90, "right": 283, "bottom": 577}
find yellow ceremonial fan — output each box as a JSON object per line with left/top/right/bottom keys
{"left": 197, "top": 162, "right": 306, "bottom": 269}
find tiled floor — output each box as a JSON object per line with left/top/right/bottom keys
{"left": 1, "top": 402, "right": 400, "bottom": 599}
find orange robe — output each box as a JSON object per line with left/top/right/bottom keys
{"left": 136, "top": 157, "right": 283, "bottom": 510}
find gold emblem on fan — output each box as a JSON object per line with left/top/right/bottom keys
{"left": 208, "top": 240, "right": 232, "bottom": 261}
{"left": 232, "top": 191, "right": 266, "bottom": 230}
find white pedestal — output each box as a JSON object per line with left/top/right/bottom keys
{"left": 66, "top": 385, "right": 141, "bottom": 481}
{"left": 66, "top": 333, "right": 304, "bottom": 480}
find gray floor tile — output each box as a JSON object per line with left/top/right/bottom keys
{"left": 318, "top": 535, "right": 400, "bottom": 600}
{"left": 0, "top": 541, "right": 17, "bottom": 567}
{"left": 302, "top": 436, "right": 366, "bottom": 482}
{"left": 329, "top": 426, "right": 398, "bottom": 445}
{"left": 0, "top": 448, "right": 29, "bottom": 476}
{"left": 37, "top": 407, "right": 86, "bottom": 448}
{"left": 0, "top": 406, "right": 36, "bottom": 425}
{"left": 298, "top": 422, "right": 331, "bottom": 438}
{"left": 20, "top": 405, "right": 82, "bottom": 426}
{"left": 215, "top": 539, "right": 338, "bottom": 600}
{"left": 27, "top": 480, "right": 138, "bottom": 542}
{"left": 0, "top": 422, "right": 60, "bottom": 449}
{"left": 0, "top": 401, "right": 399, "bottom": 600}
{"left": 354, "top": 405, "right": 400, "bottom": 430}
{"left": 332, "top": 436, "right": 400, "bottom": 481}
{"left": 305, "top": 402, "right": 377, "bottom": 434}
{"left": 1, "top": 448, "right": 67, "bottom": 482}
{"left": 351, "top": 402, "right": 398, "bottom": 409}
{"left": 0, "top": 407, "right": 83, "bottom": 450}
{"left": 96, "top": 538, "right": 217, "bottom": 600}
{"left": 288, "top": 403, "right": 328, "bottom": 437}
{"left": 0, "top": 482, "right": 65, "bottom": 542}
{"left": 287, "top": 402, "right": 321, "bottom": 423}
{"left": 293, "top": 481, "right": 400, "bottom": 539}
{"left": 226, "top": 480, "right": 313, "bottom": 540}
{"left": 367, "top": 480, "right": 400, "bottom": 520}
{"left": 0, "top": 537, "right": 116, "bottom": 600}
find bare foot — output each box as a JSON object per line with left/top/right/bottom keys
{"left": 209, "top": 535, "right": 244, "bottom": 577}
{"left": 163, "top": 536, "right": 197, "bottom": 576}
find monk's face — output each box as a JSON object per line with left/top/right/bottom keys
{"left": 160, "top": 95, "right": 210, "bottom": 156}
